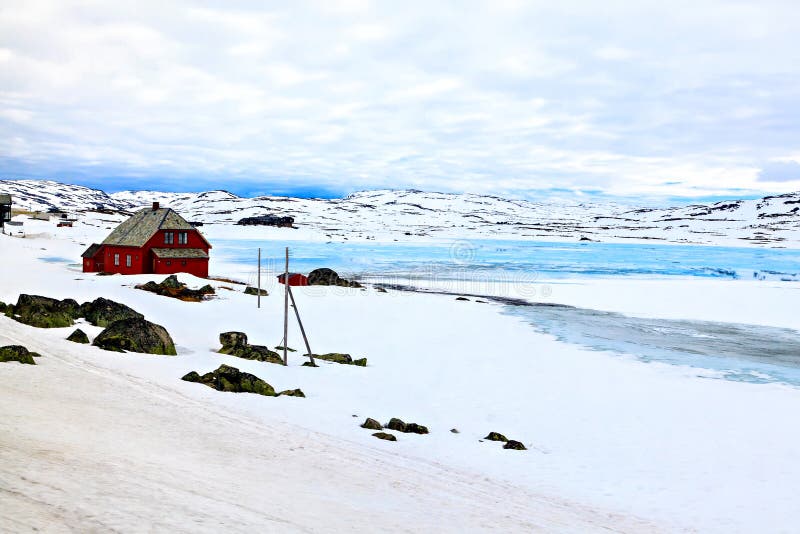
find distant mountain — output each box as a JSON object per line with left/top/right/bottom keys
{"left": 2, "top": 179, "right": 799, "bottom": 247}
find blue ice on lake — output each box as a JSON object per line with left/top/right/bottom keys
{"left": 215, "top": 238, "right": 800, "bottom": 386}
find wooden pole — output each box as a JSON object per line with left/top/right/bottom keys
{"left": 288, "top": 285, "right": 315, "bottom": 366}
{"left": 257, "top": 247, "right": 261, "bottom": 309}
{"left": 282, "top": 246, "right": 289, "bottom": 366}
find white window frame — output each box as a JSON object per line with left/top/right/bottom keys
{"left": 114, "top": 253, "right": 120, "bottom": 266}
{"left": 164, "top": 232, "right": 174, "bottom": 244}
{"left": 126, "top": 254, "right": 132, "bottom": 267}
{"left": 178, "top": 232, "right": 188, "bottom": 245}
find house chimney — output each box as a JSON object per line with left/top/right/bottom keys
{"left": 152, "top": 202, "right": 160, "bottom": 210}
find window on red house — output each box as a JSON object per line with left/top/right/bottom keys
{"left": 126, "top": 254, "right": 132, "bottom": 267}
{"left": 114, "top": 254, "right": 119, "bottom": 266}
{"left": 164, "top": 232, "right": 174, "bottom": 244}
{"left": 178, "top": 232, "right": 188, "bottom": 244}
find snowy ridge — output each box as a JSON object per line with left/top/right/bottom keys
{"left": 2, "top": 179, "right": 800, "bottom": 247}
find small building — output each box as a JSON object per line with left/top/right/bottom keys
{"left": 0, "top": 194, "right": 11, "bottom": 228}
{"left": 277, "top": 272, "right": 309, "bottom": 286}
{"left": 82, "top": 202, "right": 212, "bottom": 277}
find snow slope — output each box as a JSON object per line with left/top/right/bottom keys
{"left": 3, "top": 216, "right": 800, "bottom": 532}
{"left": 2, "top": 179, "right": 800, "bottom": 247}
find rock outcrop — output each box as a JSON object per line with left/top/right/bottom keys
{"left": 372, "top": 432, "right": 397, "bottom": 441}
{"left": 360, "top": 418, "right": 383, "bottom": 430}
{"left": 93, "top": 318, "right": 177, "bottom": 355}
{"left": 0, "top": 345, "right": 39, "bottom": 365}
{"left": 278, "top": 388, "right": 305, "bottom": 397}
{"left": 503, "top": 440, "right": 527, "bottom": 450}
{"left": 236, "top": 214, "right": 294, "bottom": 227}
{"left": 218, "top": 332, "right": 283, "bottom": 365}
{"left": 244, "top": 286, "right": 268, "bottom": 296}
{"left": 312, "top": 353, "right": 367, "bottom": 367}
{"left": 66, "top": 328, "right": 90, "bottom": 344}
{"left": 136, "top": 275, "right": 215, "bottom": 302}
{"left": 484, "top": 432, "right": 508, "bottom": 442}
{"left": 81, "top": 297, "right": 144, "bottom": 327}
{"left": 10, "top": 294, "right": 81, "bottom": 328}
{"left": 307, "top": 268, "right": 362, "bottom": 288}
{"left": 386, "top": 418, "right": 429, "bottom": 434}
{"left": 182, "top": 364, "right": 276, "bottom": 396}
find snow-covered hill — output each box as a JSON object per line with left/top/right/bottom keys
{"left": 2, "top": 179, "right": 800, "bottom": 247}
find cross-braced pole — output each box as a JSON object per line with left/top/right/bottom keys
{"left": 282, "top": 246, "right": 289, "bottom": 365}
{"left": 288, "top": 285, "right": 315, "bottom": 366}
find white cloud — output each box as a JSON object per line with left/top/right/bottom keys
{"left": 0, "top": 0, "right": 799, "bottom": 199}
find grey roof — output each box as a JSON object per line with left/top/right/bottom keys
{"left": 102, "top": 207, "right": 195, "bottom": 247}
{"left": 151, "top": 248, "right": 209, "bottom": 259}
{"left": 0, "top": 194, "right": 11, "bottom": 204}
{"left": 81, "top": 243, "right": 103, "bottom": 258}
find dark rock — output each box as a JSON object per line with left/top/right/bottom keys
{"left": 503, "top": 440, "right": 527, "bottom": 450}
{"left": 301, "top": 361, "right": 319, "bottom": 367}
{"left": 198, "top": 285, "right": 215, "bottom": 295}
{"left": 237, "top": 214, "right": 294, "bottom": 227}
{"left": 244, "top": 286, "right": 268, "bottom": 296}
{"left": 181, "top": 371, "right": 201, "bottom": 382}
{"left": 405, "top": 423, "right": 429, "bottom": 435}
{"left": 80, "top": 297, "right": 143, "bottom": 327}
{"left": 13, "top": 294, "right": 81, "bottom": 328}
{"left": 372, "top": 432, "right": 397, "bottom": 441}
{"left": 93, "top": 318, "right": 177, "bottom": 355}
{"left": 484, "top": 432, "right": 508, "bottom": 442}
{"left": 385, "top": 418, "right": 429, "bottom": 434}
{"left": 136, "top": 276, "right": 215, "bottom": 302}
{"left": 278, "top": 388, "right": 305, "bottom": 397}
{"left": 375, "top": 286, "right": 387, "bottom": 293}
{"left": 386, "top": 418, "right": 407, "bottom": 432}
{"left": 181, "top": 364, "right": 276, "bottom": 396}
{"left": 67, "top": 328, "right": 90, "bottom": 344}
{"left": 275, "top": 345, "right": 297, "bottom": 352}
{"left": 352, "top": 357, "right": 368, "bottom": 367}
{"left": 455, "top": 297, "right": 470, "bottom": 301}
{"left": 314, "top": 353, "right": 353, "bottom": 364}
{"left": 0, "top": 345, "right": 39, "bottom": 365}
{"left": 161, "top": 275, "right": 183, "bottom": 289}
{"left": 361, "top": 418, "right": 383, "bottom": 430}
{"left": 0, "top": 301, "right": 6, "bottom": 313}
{"left": 218, "top": 331, "right": 283, "bottom": 365}
{"left": 450, "top": 428, "right": 460, "bottom": 434}
{"left": 307, "top": 268, "right": 362, "bottom": 288}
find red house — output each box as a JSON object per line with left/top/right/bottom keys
{"left": 277, "top": 273, "right": 309, "bottom": 286}
{"left": 82, "top": 202, "right": 211, "bottom": 277}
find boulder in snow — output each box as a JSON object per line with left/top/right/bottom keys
{"left": 361, "top": 418, "right": 383, "bottom": 430}
{"left": 80, "top": 297, "right": 144, "bottom": 327}
{"left": 182, "top": 364, "right": 276, "bottom": 396}
{"left": 12, "top": 294, "right": 81, "bottom": 328}
{"left": 484, "top": 432, "right": 508, "bottom": 442}
{"left": 67, "top": 328, "right": 90, "bottom": 344}
{"left": 372, "top": 432, "right": 397, "bottom": 442}
{"left": 0, "top": 345, "right": 40, "bottom": 365}
{"left": 503, "top": 440, "right": 527, "bottom": 450}
{"left": 307, "top": 268, "right": 362, "bottom": 288}
{"left": 218, "top": 332, "right": 283, "bottom": 365}
{"left": 93, "top": 317, "right": 177, "bottom": 355}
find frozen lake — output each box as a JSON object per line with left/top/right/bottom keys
{"left": 214, "top": 237, "right": 800, "bottom": 386}
{"left": 214, "top": 237, "right": 800, "bottom": 281}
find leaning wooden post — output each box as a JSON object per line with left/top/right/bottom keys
{"left": 257, "top": 247, "right": 262, "bottom": 309}
{"left": 282, "top": 246, "right": 289, "bottom": 365}
{"left": 288, "top": 285, "right": 315, "bottom": 366}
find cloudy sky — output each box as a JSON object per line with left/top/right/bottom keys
{"left": 1, "top": 0, "right": 799, "bottom": 201}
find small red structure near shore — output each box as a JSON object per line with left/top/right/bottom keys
{"left": 82, "top": 202, "right": 211, "bottom": 277}
{"left": 277, "top": 273, "right": 309, "bottom": 286}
